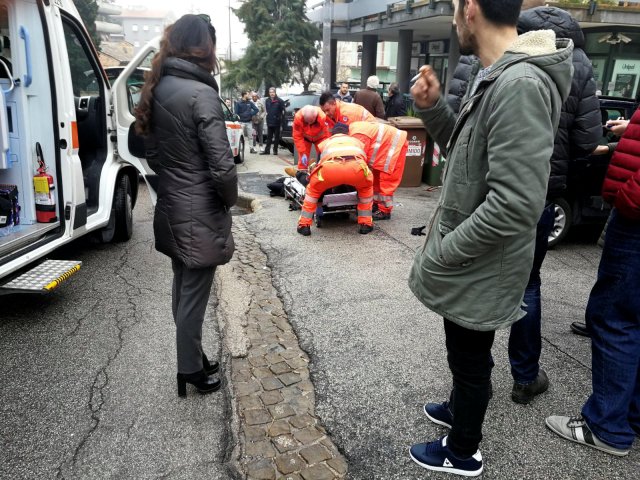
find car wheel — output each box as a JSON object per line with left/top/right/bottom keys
{"left": 548, "top": 198, "right": 572, "bottom": 248}
{"left": 113, "top": 174, "right": 134, "bottom": 242}
{"left": 235, "top": 138, "right": 245, "bottom": 164}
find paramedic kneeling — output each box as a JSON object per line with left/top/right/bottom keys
{"left": 297, "top": 123, "right": 374, "bottom": 236}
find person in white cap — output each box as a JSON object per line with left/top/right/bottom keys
{"left": 353, "top": 75, "right": 385, "bottom": 119}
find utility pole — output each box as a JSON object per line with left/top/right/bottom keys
{"left": 322, "top": 0, "right": 332, "bottom": 92}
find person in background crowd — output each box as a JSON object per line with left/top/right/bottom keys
{"left": 261, "top": 87, "right": 286, "bottom": 156}
{"left": 297, "top": 123, "right": 374, "bottom": 236}
{"left": 546, "top": 107, "right": 640, "bottom": 458}
{"left": 286, "top": 105, "right": 330, "bottom": 177}
{"left": 135, "top": 14, "right": 237, "bottom": 397}
{"left": 408, "top": 0, "right": 572, "bottom": 476}
{"left": 353, "top": 75, "right": 385, "bottom": 119}
{"left": 224, "top": 98, "right": 232, "bottom": 109}
{"left": 349, "top": 121, "right": 408, "bottom": 220}
{"left": 500, "top": 2, "right": 602, "bottom": 404}
{"left": 385, "top": 82, "right": 407, "bottom": 118}
{"left": 334, "top": 82, "right": 353, "bottom": 103}
{"left": 319, "top": 91, "right": 375, "bottom": 130}
{"left": 250, "top": 91, "right": 266, "bottom": 154}
{"left": 234, "top": 91, "right": 258, "bottom": 151}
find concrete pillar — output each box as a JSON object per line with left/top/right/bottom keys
{"left": 330, "top": 39, "right": 338, "bottom": 90}
{"left": 360, "top": 34, "right": 378, "bottom": 88}
{"left": 397, "top": 30, "right": 413, "bottom": 94}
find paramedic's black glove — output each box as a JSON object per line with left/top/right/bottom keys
{"left": 411, "top": 225, "right": 427, "bottom": 236}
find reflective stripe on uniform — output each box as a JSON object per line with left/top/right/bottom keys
{"left": 368, "top": 124, "right": 385, "bottom": 167}
{"left": 383, "top": 130, "right": 403, "bottom": 173}
{"left": 320, "top": 145, "right": 366, "bottom": 161}
{"left": 300, "top": 210, "right": 315, "bottom": 218}
{"left": 374, "top": 193, "right": 382, "bottom": 201}
{"left": 304, "top": 195, "right": 319, "bottom": 204}
{"left": 362, "top": 109, "right": 368, "bottom": 120}
{"left": 378, "top": 194, "right": 394, "bottom": 207}
{"left": 358, "top": 209, "right": 372, "bottom": 216}
{"left": 358, "top": 196, "right": 374, "bottom": 204}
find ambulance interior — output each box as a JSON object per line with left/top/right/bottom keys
{"left": 0, "top": 2, "right": 107, "bottom": 263}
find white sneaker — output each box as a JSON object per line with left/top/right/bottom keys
{"left": 545, "top": 415, "right": 630, "bottom": 456}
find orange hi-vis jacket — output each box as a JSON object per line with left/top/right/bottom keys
{"left": 327, "top": 102, "right": 375, "bottom": 129}
{"left": 292, "top": 107, "right": 330, "bottom": 169}
{"left": 349, "top": 121, "right": 408, "bottom": 173}
{"left": 316, "top": 134, "right": 368, "bottom": 165}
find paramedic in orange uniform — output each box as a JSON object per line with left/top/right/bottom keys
{"left": 297, "top": 123, "right": 374, "bottom": 236}
{"left": 292, "top": 105, "right": 330, "bottom": 171}
{"left": 318, "top": 91, "right": 376, "bottom": 130}
{"left": 349, "top": 121, "right": 408, "bottom": 220}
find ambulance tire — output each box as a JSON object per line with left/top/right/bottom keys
{"left": 234, "top": 138, "right": 245, "bottom": 164}
{"left": 113, "top": 174, "right": 134, "bottom": 242}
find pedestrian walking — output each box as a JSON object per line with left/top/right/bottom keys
{"left": 546, "top": 108, "right": 640, "bottom": 457}
{"left": 135, "top": 14, "right": 238, "bottom": 397}
{"left": 250, "top": 91, "right": 265, "bottom": 153}
{"left": 261, "top": 87, "right": 285, "bottom": 155}
{"left": 353, "top": 75, "right": 385, "bottom": 119}
{"left": 407, "top": 0, "right": 573, "bottom": 476}
{"left": 235, "top": 91, "right": 258, "bottom": 149}
{"left": 384, "top": 82, "right": 406, "bottom": 118}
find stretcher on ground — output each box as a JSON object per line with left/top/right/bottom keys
{"left": 283, "top": 177, "right": 357, "bottom": 227}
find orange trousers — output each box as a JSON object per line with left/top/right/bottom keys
{"left": 373, "top": 142, "right": 408, "bottom": 214}
{"left": 298, "top": 159, "right": 374, "bottom": 228}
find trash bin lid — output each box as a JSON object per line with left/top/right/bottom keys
{"left": 387, "top": 116, "right": 425, "bottom": 129}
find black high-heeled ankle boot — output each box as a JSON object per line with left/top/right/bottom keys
{"left": 202, "top": 353, "right": 220, "bottom": 375}
{"left": 177, "top": 370, "right": 221, "bottom": 397}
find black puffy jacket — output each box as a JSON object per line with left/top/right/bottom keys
{"left": 518, "top": 7, "right": 601, "bottom": 198}
{"left": 147, "top": 57, "right": 238, "bottom": 268}
{"left": 446, "top": 54, "right": 476, "bottom": 115}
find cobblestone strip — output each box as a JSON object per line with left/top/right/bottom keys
{"left": 219, "top": 220, "right": 347, "bottom": 480}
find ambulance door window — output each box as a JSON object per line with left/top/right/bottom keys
{"left": 61, "top": 16, "right": 107, "bottom": 211}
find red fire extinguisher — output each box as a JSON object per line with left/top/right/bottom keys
{"left": 33, "top": 142, "right": 58, "bottom": 223}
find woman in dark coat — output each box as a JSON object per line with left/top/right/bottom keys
{"left": 135, "top": 15, "right": 238, "bottom": 397}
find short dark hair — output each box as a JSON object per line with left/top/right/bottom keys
{"left": 460, "top": 0, "right": 523, "bottom": 27}
{"left": 319, "top": 91, "right": 336, "bottom": 106}
{"left": 389, "top": 82, "right": 399, "bottom": 95}
{"left": 241, "top": 91, "right": 248, "bottom": 96}
{"left": 331, "top": 122, "right": 349, "bottom": 135}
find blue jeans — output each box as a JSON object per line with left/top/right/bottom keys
{"left": 581, "top": 209, "right": 640, "bottom": 449}
{"left": 508, "top": 203, "right": 555, "bottom": 384}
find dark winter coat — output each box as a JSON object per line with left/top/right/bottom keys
{"left": 147, "top": 57, "right": 238, "bottom": 269}
{"left": 385, "top": 93, "right": 407, "bottom": 118}
{"left": 446, "top": 55, "right": 476, "bottom": 115}
{"left": 265, "top": 96, "right": 286, "bottom": 127}
{"left": 234, "top": 99, "right": 258, "bottom": 123}
{"left": 354, "top": 88, "right": 385, "bottom": 119}
{"left": 518, "top": 6, "right": 601, "bottom": 199}
{"left": 603, "top": 107, "right": 640, "bottom": 220}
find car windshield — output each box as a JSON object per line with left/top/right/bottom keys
{"left": 288, "top": 95, "right": 318, "bottom": 111}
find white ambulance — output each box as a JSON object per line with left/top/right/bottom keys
{"left": 0, "top": 0, "right": 240, "bottom": 294}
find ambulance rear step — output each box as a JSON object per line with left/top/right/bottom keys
{"left": 0, "top": 260, "right": 81, "bottom": 294}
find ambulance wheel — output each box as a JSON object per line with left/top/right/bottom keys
{"left": 113, "top": 174, "right": 134, "bottom": 242}
{"left": 234, "top": 138, "right": 245, "bottom": 164}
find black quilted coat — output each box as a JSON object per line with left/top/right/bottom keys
{"left": 518, "top": 7, "right": 601, "bottom": 198}
{"left": 147, "top": 57, "right": 238, "bottom": 268}
{"left": 446, "top": 54, "right": 476, "bottom": 115}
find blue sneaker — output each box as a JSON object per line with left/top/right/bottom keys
{"left": 409, "top": 436, "right": 483, "bottom": 477}
{"left": 424, "top": 401, "right": 453, "bottom": 428}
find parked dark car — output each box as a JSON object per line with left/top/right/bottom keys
{"left": 549, "top": 96, "right": 638, "bottom": 247}
{"left": 280, "top": 92, "right": 320, "bottom": 152}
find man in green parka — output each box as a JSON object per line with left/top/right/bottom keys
{"left": 407, "top": 0, "right": 573, "bottom": 476}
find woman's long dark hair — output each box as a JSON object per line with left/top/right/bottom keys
{"left": 135, "top": 14, "right": 218, "bottom": 135}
